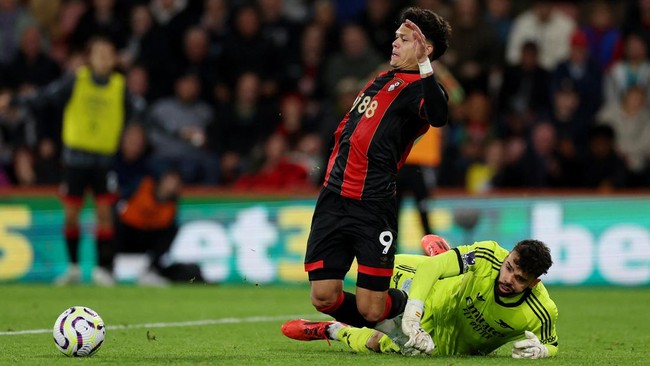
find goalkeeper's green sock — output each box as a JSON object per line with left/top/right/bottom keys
{"left": 328, "top": 323, "right": 399, "bottom": 353}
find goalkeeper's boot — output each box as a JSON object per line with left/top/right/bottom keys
{"left": 421, "top": 234, "right": 451, "bottom": 256}
{"left": 281, "top": 319, "right": 335, "bottom": 344}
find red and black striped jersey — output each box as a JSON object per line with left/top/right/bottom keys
{"left": 323, "top": 69, "right": 448, "bottom": 200}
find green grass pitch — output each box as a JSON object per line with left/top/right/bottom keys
{"left": 1, "top": 284, "right": 649, "bottom": 365}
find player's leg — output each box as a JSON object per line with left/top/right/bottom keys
{"left": 92, "top": 168, "right": 117, "bottom": 286}
{"left": 305, "top": 189, "right": 376, "bottom": 327}
{"left": 410, "top": 165, "right": 435, "bottom": 235}
{"left": 281, "top": 319, "right": 400, "bottom": 353}
{"left": 55, "top": 166, "right": 85, "bottom": 285}
{"left": 353, "top": 196, "right": 408, "bottom": 324}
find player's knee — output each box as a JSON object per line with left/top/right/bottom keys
{"left": 358, "top": 307, "right": 384, "bottom": 323}
{"left": 310, "top": 291, "right": 339, "bottom": 310}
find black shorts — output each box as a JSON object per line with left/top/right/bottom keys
{"left": 304, "top": 187, "right": 398, "bottom": 291}
{"left": 61, "top": 165, "right": 117, "bottom": 205}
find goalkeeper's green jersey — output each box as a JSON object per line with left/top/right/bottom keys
{"left": 392, "top": 240, "right": 558, "bottom": 356}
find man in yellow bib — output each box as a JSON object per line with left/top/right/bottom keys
{"left": 5, "top": 37, "right": 144, "bottom": 285}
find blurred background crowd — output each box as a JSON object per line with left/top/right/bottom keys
{"left": 0, "top": 0, "right": 649, "bottom": 193}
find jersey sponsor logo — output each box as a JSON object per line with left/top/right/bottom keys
{"left": 463, "top": 297, "right": 505, "bottom": 339}
{"left": 495, "top": 319, "right": 514, "bottom": 330}
{"left": 541, "top": 335, "right": 557, "bottom": 344}
{"left": 386, "top": 79, "right": 403, "bottom": 92}
{"left": 476, "top": 292, "right": 486, "bottom": 301}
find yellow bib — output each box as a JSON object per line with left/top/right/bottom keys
{"left": 62, "top": 67, "right": 125, "bottom": 155}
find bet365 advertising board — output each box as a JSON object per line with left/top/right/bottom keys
{"left": 0, "top": 195, "right": 648, "bottom": 285}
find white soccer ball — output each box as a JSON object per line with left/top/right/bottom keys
{"left": 53, "top": 306, "right": 105, "bottom": 357}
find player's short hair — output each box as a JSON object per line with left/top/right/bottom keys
{"left": 512, "top": 239, "right": 553, "bottom": 278}
{"left": 398, "top": 7, "right": 452, "bottom": 61}
{"left": 85, "top": 36, "right": 116, "bottom": 53}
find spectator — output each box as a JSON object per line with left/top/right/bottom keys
{"left": 259, "top": 0, "right": 301, "bottom": 55}
{"left": 114, "top": 123, "right": 152, "bottom": 199}
{"left": 215, "top": 72, "right": 279, "bottom": 184}
{"left": 484, "top": 0, "right": 513, "bottom": 52}
{"left": 311, "top": 0, "right": 340, "bottom": 55}
{"left": 465, "top": 138, "right": 506, "bottom": 193}
{"left": 119, "top": 4, "right": 173, "bottom": 99}
{"left": 604, "top": 33, "right": 650, "bottom": 107}
{"left": 549, "top": 83, "right": 593, "bottom": 157}
{"left": 283, "top": 23, "right": 328, "bottom": 113}
{"left": 581, "top": 124, "right": 628, "bottom": 190}
{"left": 149, "top": 0, "right": 195, "bottom": 62}
{"left": 233, "top": 133, "right": 311, "bottom": 191}
{"left": 217, "top": 4, "right": 281, "bottom": 101}
{"left": 0, "top": 0, "right": 35, "bottom": 65}
{"left": 357, "top": 0, "right": 397, "bottom": 54}
{"left": 4, "top": 25, "right": 61, "bottom": 91}
{"left": 506, "top": 0, "right": 576, "bottom": 71}
{"left": 522, "top": 122, "right": 580, "bottom": 187}
{"left": 70, "top": 0, "right": 127, "bottom": 51}
{"left": 597, "top": 86, "right": 650, "bottom": 186}
{"left": 552, "top": 30, "right": 603, "bottom": 122}
{"left": 32, "top": 138, "right": 62, "bottom": 185}
{"left": 199, "top": 0, "right": 229, "bottom": 60}
{"left": 582, "top": 1, "right": 623, "bottom": 72}
{"left": 497, "top": 41, "right": 552, "bottom": 136}
{"left": 5, "top": 25, "right": 62, "bottom": 146}
{"left": 623, "top": 0, "right": 650, "bottom": 49}
{"left": 323, "top": 23, "right": 382, "bottom": 97}
{"left": 147, "top": 72, "right": 219, "bottom": 185}
{"left": 126, "top": 65, "right": 151, "bottom": 103}
{"left": 178, "top": 26, "right": 220, "bottom": 103}
{"left": 443, "top": 0, "right": 500, "bottom": 92}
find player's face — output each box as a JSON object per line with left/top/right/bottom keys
{"left": 390, "top": 23, "right": 419, "bottom": 70}
{"left": 89, "top": 41, "right": 116, "bottom": 77}
{"left": 496, "top": 251, "right": 537, "bottom": 297}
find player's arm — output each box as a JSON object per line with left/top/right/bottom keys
{"left": 407, "top": 249, "right": 463, "bottom": 302}
{"left": 404, "top": 19, "right": 448, "bottom": 128}
{"left": 513, "top": 300, "right": 559, "bottom": 359}
{"left": 400, "top": 248, "right": 466, "bottom": 354}
{"left": 12, "top": 74, "right": 75, "bottom": 110}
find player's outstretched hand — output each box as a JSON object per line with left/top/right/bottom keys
{"left": 401, "top": 299, "right": 434, "bottom": 355}
{"left": 404, "top": 19, "right": 428, "bottom": 64}
{"left": 512, "top": 331, "right": 549, "bottom": 359}
{"left": 403, "top": 327, "right": 434, "bottom": 355}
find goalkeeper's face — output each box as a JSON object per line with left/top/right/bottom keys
{"left": 496, "top": 251, "right": 538, "bottom": 297}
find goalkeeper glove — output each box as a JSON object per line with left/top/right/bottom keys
{"left": 512, "top": 331, "right": 549, "bottom": 359}
{"left": 401, "top": 299, "right": 434, "bottom": 355}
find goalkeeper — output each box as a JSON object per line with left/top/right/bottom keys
{"left": 282, "top": 236, "right": 558, "bottom": 359}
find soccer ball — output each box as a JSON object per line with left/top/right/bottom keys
{"left": 53, "top": 306, "right": 105, "bottom": 357}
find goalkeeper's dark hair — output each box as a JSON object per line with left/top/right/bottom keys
{"left": 398, "top": 7, "right": 452, "bottom": 61}
{"left": 512, "top": 239, "right": 553, "bottom": 278}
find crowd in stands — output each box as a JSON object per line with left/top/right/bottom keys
{"left": 1, "top": 0, "right": 649, "bottom": 193}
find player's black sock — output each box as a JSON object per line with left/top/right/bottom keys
{"left": 318, "top": 291, "right": 376, "bottom": 328}
{"left": 64, "top": 226, "right": 80, "bottom": 264}
{"left": 384, "top": 288, "right": 408, "bottom": 320}
{"left": 96, "top": 228, "right": 115, "bottom": 271}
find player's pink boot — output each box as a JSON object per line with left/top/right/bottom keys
{"left": 421, "top": 234, "right": 451, "bottom": 256}
{"left": 281, "top": 319, "right": 332, "bottom": 344}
